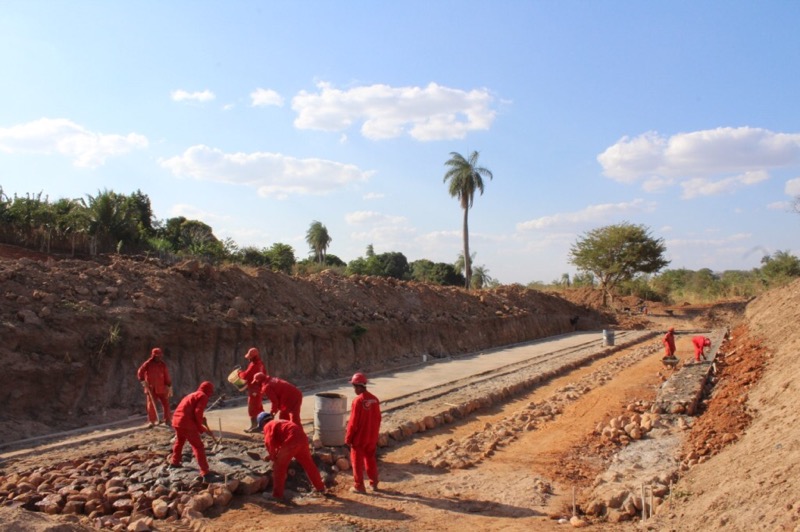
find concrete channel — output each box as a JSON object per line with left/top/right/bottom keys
{"left": 1, "top": 329, "right": 653, "bottom": 461}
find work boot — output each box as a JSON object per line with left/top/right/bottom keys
{"left": 349, "top": 486, "right": 367, "bottom": 494}
{"left": 245, "top": 417, "right": 258, "bottom": 433}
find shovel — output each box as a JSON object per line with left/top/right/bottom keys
{"left": 212, "top": 419, "right": 224, "bottom": 453}
{"left": 203, "top": 421, "right": 224, "bottom": 453}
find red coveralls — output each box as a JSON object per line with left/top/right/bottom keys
{"left": 345, "top": 389, "right": 381, "bottom": 491}
{"left": 663, "top": 330, "right": 676, "bottom": 358}
{"left": 137, "top": 351, "right": 172, "bottom": 424}
{"left": 171, "top": 381, "right": 214, "bottom": 476}
{"left": 692, "top": 336, "right": 711, "bottom": 362}
{"left": 239, "top": 356, "right": 266, "bottom": 417}
{"left": 261, "top": 377, "right": 303, "bottom": 423}
{"left": 263, "top": 419, "right": 325, "bottom": 498}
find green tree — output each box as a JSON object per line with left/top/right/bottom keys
{"left": 454, "top": 251, "right": 476, "bottom": 278}
{"left": 409, "top": 259, "right": 465, "bottom": 286}
{"left": 443, "top": 151, "right": 493, "bottom": 290}
{"left": 265, "top": 243, "right": 296, "bottom": 273}
{"left": 51, "top": 197, "right": 86, "bottom": 255}
{"left": 760, "top": 250, "right": 800, "bottom": 285}
{"left": 235, "top": 246, "right": 270, "bottom": 267}
{"left": 306, "top": 220, "right": 332, "bottom": 264}
{"left": 374, "top": 252, "right": 410, "bottom": 279}
{"left": 347, "top": 251, "right": 409, "bottom": 279}
{"left": 571, "top": 271, "right": 595, "bottom": 287}
{"left": 471, "top": 264, "right": 494, "bottom": 289}
{"left": 323, "top": 254, "right": 346, "bottom": 267}
{"left": 82, "top": 189, "right": 140, "bottom": 255}
{"left": 719, "top": 269, "right": 760, "bottom": 298}
{"left": 569, "top": 222, "right": 669, "bottom": 306}
{"left": 157, "top": 216, "right": 224, "bottom": 260}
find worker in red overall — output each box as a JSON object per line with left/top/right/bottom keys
{"left": 663, "top": 327, "right": 677, "bottom": 359}
{"left": 692, "top": 335, "right": 711, "bottom": 363}
{"left": 345, "top": 372, "right": 381, "bottom": 494}
{"left": 137, "top": 347, "right": 172, "bottom": 427}
{"left": 257, "top": 412, "right": 326, "bottom": 500}
{"left": 170, "top": 381, "right": 215, "bottom": 482}
{"left": 238, "top": 347, "right": 266, "bottom": 432}
{"left": 260, "top": 375, "right": 303, "bottom": 423}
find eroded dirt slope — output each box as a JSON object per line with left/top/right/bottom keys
{"left": 0, "top": 245, "right": 606, "bottom": 443}
{"left": 649, "top": 278, "right": 800, "bottom": 531}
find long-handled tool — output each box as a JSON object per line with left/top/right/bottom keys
{"left": 213, "top": 419, "right": 224, "bottom": 452}
{"left": 202, "top": 417, "right": 224, "bottom": 453}
{"left": 205, "top": 394, "right": 226, "bottom": 414}
{"left": 141, "top": 382, "right": 160, "bottom": 424}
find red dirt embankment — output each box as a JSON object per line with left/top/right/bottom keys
{"left": 0, "top": 246, "right": 606, "bottom": 443}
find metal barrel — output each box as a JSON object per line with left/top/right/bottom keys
{"left": 314, "top": 393, "right": 348, "bottom": 446}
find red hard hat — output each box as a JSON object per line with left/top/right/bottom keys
{"left": 704, "top": 338, "right": 711, "bottom": 346}
{"left": 245, "top": 347, "right": 260, "bottom": 360}
{"left": 151, "top": 347, "right": 163, "bottom": 357}
{"left": 350, "top": 372, "right": 368, "bottom": 386}
{"left": 668, "top": 327, "right": 675, "bottom": 332}
{"left": 253, "top": 372, "right": 267, "bottom": 384}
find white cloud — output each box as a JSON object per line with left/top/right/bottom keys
{"left": 291, "top": 81, "right": 496, "bottom": 141}
{"left": 160, "top": 145, "right": 373, "bottom": 199}
{"left": 669, "top": 232, "right": 751, "bottom": 246}
{"left": 786, "top": 177, "right": 800, "bottom": 196}
{"left": 362, "top": 192, "right": 385, "bottom": 200}
{"left": 680, "top": 170, "right": 769, "bottom": 199}
{"left": 345, "top": 210, "right": 406, "bottom": 226}
{"left": 642, "top": 176, "right": 675, "bottom": 192}
{"left": 0, "top": 118, "right": 148, "bottom": 168}
{"left": 768, "top": 201, "right": 790, "bottom": 210}
{"left": 345, "top": 210, "right": 415, "bottom": 247}
{"left": 598, "top": 127, "right": 800, "bottom": 187}
{"left": 170, "top": 203, "right": 232, "bottom": 224}
{"left": 516, "top": 199, "right": 655, "bottom": 231}
{"left": 171, "top": 89, "right": 216, "bottom": 102}
{"left": 250, "top": 88, "right": 284, "bottom": 107}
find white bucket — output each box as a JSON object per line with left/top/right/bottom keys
{"left": 227, "top": 368, "right": 246, "bottom": 391}
{"left": 314, "top": 393, "right": 348, "bottom": 446}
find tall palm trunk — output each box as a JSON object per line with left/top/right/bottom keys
{"left": 462, "top": 206, "right": 471, "bottom": 289}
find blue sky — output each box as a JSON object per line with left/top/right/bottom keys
{"left": 2, "top": 1, "right": 799, "bottom": 284}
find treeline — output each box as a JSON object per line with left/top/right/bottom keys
{"left": 541, "top": 252, "right": 800, "bottom": 304}
{"left": 0, "top": 188, "right": 472, "bottom": 287}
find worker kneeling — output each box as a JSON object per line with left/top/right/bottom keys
{"left": 257, "top": 412, "right": 326, "bottom": 500}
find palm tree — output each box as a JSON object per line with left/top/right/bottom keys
{"left": 443, "top": 151, "right": 493, "bottom": 289}
{"left": 306, "top": 220, "right": 332, "bottom": 264}
{"left": 471, "top": 265, "right": 493, "bottom": 289}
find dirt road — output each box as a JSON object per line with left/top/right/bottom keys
{"left": 0, "top": 328, "right": 692, "bottom": 531}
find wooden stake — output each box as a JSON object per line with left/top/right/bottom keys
{"left": 641, "top": 483, "right": 646, "bottom": 521}
{"left": 572, "top": 486, "right": 576, "bottom": 517}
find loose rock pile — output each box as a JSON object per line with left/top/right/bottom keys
{"left": 583, "top": 423, "right": 683, "bottom": 523}
{"left": 594, "top": 403, "right": 665, "bottom": 446}
{"left": 0, "top": 432, "right": 329, "bottom": 529}
{"left": 413, "top": 344, "right": 660, "bottom": 470}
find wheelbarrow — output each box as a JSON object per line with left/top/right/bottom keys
{"left": 662, "top": 355, "right": 680, "bottom": 369}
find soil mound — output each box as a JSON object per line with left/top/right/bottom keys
{"left": 651, "top": 278, "right": 800, "bottom": 530}
{"left": 0, "top": 247, "right": 605, "bottom": 443}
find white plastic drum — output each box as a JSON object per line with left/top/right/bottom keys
{"left": 602, "top": 329, "right": 616, "bottom": 346}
